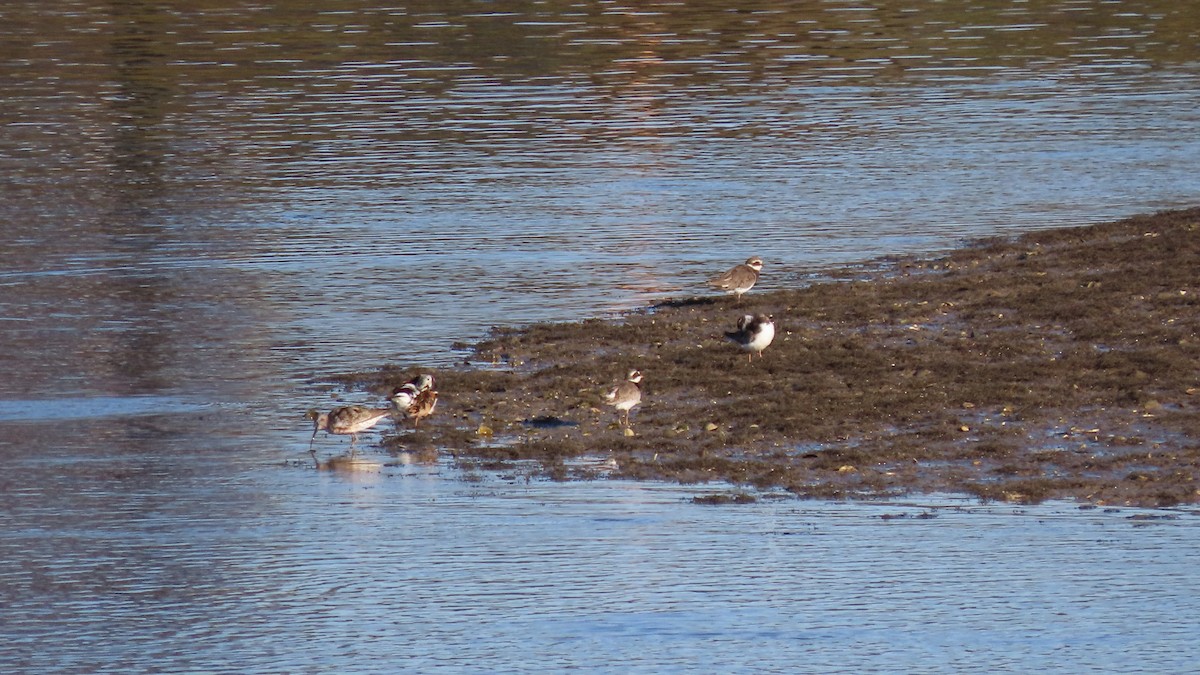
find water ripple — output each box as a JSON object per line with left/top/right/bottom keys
{"left": 5, "top": 461, "right": 1197, "bottom": 671}
{"left": 2, "top": 1, "right": 1200, "bottom": 669}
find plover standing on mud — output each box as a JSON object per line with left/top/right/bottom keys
{"left": 603, "top": 369, "right": 643, "bottom": 428}
{"left": 390, "top": 374, "right": 438, "bottom": 428}
{"left": 726, "top": 313, "right": 775, "bottom": 362}
{"left": 707, "top": 257, "right": 763, "bottom": 303}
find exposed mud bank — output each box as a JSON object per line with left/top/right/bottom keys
{"left": 333, "top": 208, "right": 1200, "bottom": 506}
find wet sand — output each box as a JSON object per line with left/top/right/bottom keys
{"left": 336, "top": 208, "right": 1200, "bottom": 507}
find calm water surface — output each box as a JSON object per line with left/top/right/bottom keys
{"left": 3, "top": 441, "right": 1199, "bottom": 672}
{"left": 2, "top": 0, "right": 1199, "bottom": 671}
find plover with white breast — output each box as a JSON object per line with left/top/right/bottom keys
{"left": 603, "top": 369, "right": 643, "bottom": 428}
{"left": 726, "top": 313, "right": 775, "bottom": 362}
{"left": 390, "top": 374, "right": 438, "bottom": 428}
{"left": 707, "top": 256, "right": 763, "bottom": 303}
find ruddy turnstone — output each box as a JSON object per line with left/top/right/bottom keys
{"left": 307, "top": 404, "right": 392, "bottom": 453}
{"left": 390, "top": 374, "right": 438, "bottom": 428}
{"left": 707, "top": 257, "right": 763, "bottom": 303}
{"left": 726, "top": 313, "right": 775, "bottom": 362}
{"left": 603, "top": 369, "right": 643, "bottom": 428}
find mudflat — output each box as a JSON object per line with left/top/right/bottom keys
{"left": 338, "top": 207, "right": 1200, "bottom": 507}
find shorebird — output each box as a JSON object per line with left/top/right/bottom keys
{"left": 307, "top": 404, "right": 392, "bottom": 454}
{"left": 390, "top": 374, "right": 438, "bottom": 428}
{"left": 726, "top": 313, "right": 775, "bottom": 362}
{"left": 603, "top": 369, "right": 643, "bottom": 428}
{"left": 707, "top": 256, "right": 763, "bottom": 303}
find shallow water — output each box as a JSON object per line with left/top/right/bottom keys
{"left": 3, "top": 443, "right": 1198, "bottom": 672}
{"left": 2, "top": 0, "right": 1200, "bottom": 670}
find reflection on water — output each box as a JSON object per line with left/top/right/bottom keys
{"left": 0, "top": 395, "right": 207, "bottom": 422}
{"left": 2, "top": 1, "right": 1199, "bottom": 670}
{"left": 3, "top": 0, "right": 1199, "bottom": 392}
{"left": 2, "top": 425, "right": 1198, "bottom": 672}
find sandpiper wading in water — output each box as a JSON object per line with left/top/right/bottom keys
{"left": 307, "top": 404, "right": 392, "bottom": 454}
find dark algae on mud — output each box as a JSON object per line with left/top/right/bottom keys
{"left": 339, "top": 208, "right": 1200, "bottom": 507}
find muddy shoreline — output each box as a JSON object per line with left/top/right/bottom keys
{"left": 332, "top": 208, "right": 1200, "bottom": 507}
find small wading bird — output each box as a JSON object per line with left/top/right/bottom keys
{"left": 306, "top": 404, "right": 393, "bottom": 456}
{"left": 390, "top": 373, "right": 438, "bottom": 429}
{"left": 726, "top": 313, "right": 775, "bottom": 362}
{"left": 707, "top": 256, "right": 763, "bottom": 303}
{"left": 603, "top": 369, "right": 643, "bottom": 428}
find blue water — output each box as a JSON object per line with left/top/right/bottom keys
{"left": 3, "top": 453, "right": 1197, "bottom": 672}
{"left": 2, "top": 0, "right": 1199, "bottom": 671}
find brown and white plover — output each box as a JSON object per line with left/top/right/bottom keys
{"left": 707, "top": 257, "right": 763, "bottom": 303}
{"left": 390, "top": 374, "right": 438, "bottom": 429}
{"left": 603, "top": 369, "right": 643, "bottom": 428}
